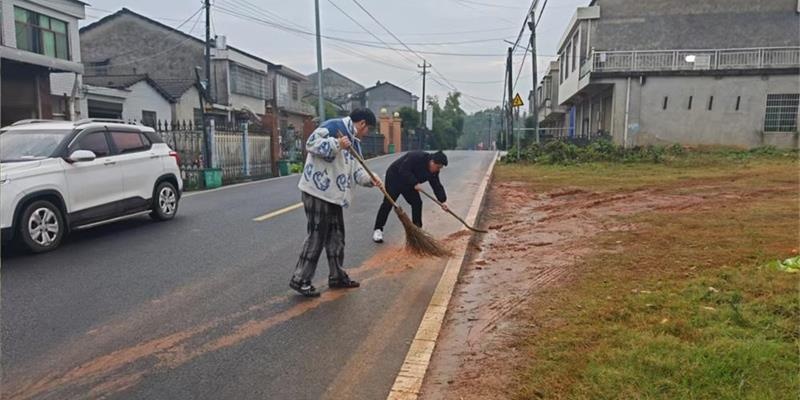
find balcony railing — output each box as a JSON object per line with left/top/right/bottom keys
{"left": 581, "top": 46, "right": 800, "bottom": 77}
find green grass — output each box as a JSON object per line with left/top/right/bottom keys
{"left": 496, "top": 151, "right": 799, "bottom": 400}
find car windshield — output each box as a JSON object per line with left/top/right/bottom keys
{"left": 0, "top": 129, "right": 72, "bottom": 162}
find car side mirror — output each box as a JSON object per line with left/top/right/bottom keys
{"left": 67, "top": 150, "right": 97, "bottom": 163}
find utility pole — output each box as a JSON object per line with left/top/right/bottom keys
{"left": 203, "top": 0, "right": 212, "bottom": 169}
{"left": 204, "top": 0, "right": 212, "bottom": 101}
{"left": 506, "top": 47, "right": 513, "bottom": 150}
{"left": 418, "top": 60, "right": 431, "bottom": 128}
{"left": 528, "top": 9, "right": 540, "bottom": 144}
{"left": 314, "top": 0, "right": 325, "bottom": 121}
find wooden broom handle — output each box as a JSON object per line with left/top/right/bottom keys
{"left": 419, "top": 188, "right": 488, "bottom": 233}
{"left": 336, "top": 131, "right": 400, "bottom": 209}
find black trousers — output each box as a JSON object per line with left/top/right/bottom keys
{"left": 374, "top": 170, "right": 423, "bottom": 230}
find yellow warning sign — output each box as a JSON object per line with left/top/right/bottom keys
{"left": 512, "top": 93, "right": 524, "bottom": 108}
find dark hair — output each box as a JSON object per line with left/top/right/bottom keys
{"left": 431, "top": 150, "right": 448, "bottom": 166}
{"left": 349, "top": 108, "right": 377, "bottom": 127}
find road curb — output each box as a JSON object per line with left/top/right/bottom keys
{"left": 386, "top": 152, "right": 499, "bottom": 400}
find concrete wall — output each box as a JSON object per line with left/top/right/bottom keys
{"left": 592, "top": 0, "right": 800, "bottom": 50}
{"left": 121, "top": 80, "right": 172, "bottom": 123}
{"left": 81, "top": 13, "right": 205, "bottom": 81}
{"left": 306, "top": 69, "right": 364, "bottom": 105}
{"left": 595, "top": 74, "right": 800, "bottom": 148}
{"left": 230, "top": 93, "right": 265, "bottom": 117}
{"left": 1, "top": 1, "right": 13, "bottom": 46}
{"left": 49, "top": 72, "right": 87, "bottom": 119}
{"left": 363, "top": 84, "right": 414, "bottom": 118}
{"left": 273, "top": 73, "right": 310, "bottom": 115}
{"left": 173, "top": 86, "right": 201, "bottom": 122}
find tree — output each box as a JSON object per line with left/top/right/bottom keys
{"left": 397, "top": 107, "right": 420, "bottom": 133}
{"left": 459, "top": 107, "right": 502, "bottom": 150}
{"left": 427, "top": 92, "right": 465, "bottom": 150}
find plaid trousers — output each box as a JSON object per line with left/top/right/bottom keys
{"left": 292, "top": 192, "right": 347, "bottom": 283}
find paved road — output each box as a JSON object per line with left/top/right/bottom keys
{"left": 1, "top": 151, "right": 496, "bottom": 400}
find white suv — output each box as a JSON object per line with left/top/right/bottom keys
{"left": 1, "top": 119, "right": 183, "bottom": 253}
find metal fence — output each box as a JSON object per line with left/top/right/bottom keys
{"left": 214, "top": 125, "right": 272, "bottom": 181}
{"left": 585, "top": 46, "right": 800, "bottom": 76}
{"left": 154, "top": 120, "right": 273, "bottom": 189}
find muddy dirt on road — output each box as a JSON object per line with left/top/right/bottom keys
{"left": 420, "top": 181, "right": 705, "bottom": 400}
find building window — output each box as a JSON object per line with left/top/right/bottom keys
{"left": 688, "top": 96, "right": 693, "bottom": 110}
{"left": 663, "top": 96, "right": 668, "bottom": 110}
{"left": 14, "top": 7, "right": 69, "bottom": 60}
{"left": 142, "top": 110, "right": 157, "bottom": 128}
{"left": 291, "top": 82, "right": 299, "bottom": 101}
{"left": 52, "top": 95, "right": 68, "bottom": 119}
{"left": 708, "top": 96, "right": 714, "bottom": 111}
{"left": 764, "top": 94, "right": 799, "bottom": 132}
{"left": 735, "top": 96, "right": 741, "bottom": 111}
{"left": 193, "top": 108, "right": 203, "bottom": 128}
{"left": 565, "top": 46, "right": 570, "bottom": 79}
{"left": 571, "top": 34, "right": 578, "bottom": 72}
{"left": 230, "top": 63, "right": 266, "bottom": 99}
{"left": 87, "top": 60, "right": 110, "bottom": 76}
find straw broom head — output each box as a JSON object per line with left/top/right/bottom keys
{"left": 394, "top": 207, "right": 452, "bottom": 257}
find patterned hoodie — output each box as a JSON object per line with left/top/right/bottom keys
{"left": 297, "top": 117, "right": 374, "bottom": 208}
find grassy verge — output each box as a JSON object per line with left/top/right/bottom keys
{"left": 499, "top": 151, "right": 799, "bottom": 399}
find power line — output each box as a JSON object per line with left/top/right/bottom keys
{"left": 214, "top": 2, "right": 520, "bottom": 58}
{"left": 447, "top": 78, "right": 506, "bottom": 85}
{"left": 213, "top": 3, "right": 417, "bottom": 72}
{"left": 99, "top": 7, "right": 205, "bottom": 68}
{"left": 327, "top": 26, "right": 514, "bottom": 37}
{"left": 347, "top": 0, "right": 487, "bottom": 109}
{"left": 513, "top": 42, "right": 530, "bottom": 93}
{"left": 455, "top": 0, "right": 522, "bottom": 10}
{"left": 512, "top": 0, "right": 550, "bottom": 96}
{"left": 342, "top": 36, "right": 515, "bottom": 47}
{"left": 326, "top": 0, "right": 418, "bottom": 65}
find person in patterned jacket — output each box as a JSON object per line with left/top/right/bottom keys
{"left": 290, "top": 108, "right": 382, "bottom": 297}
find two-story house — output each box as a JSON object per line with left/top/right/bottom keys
{"left": 268, "top": 64, "right": 314, "bottom": 140}
{"left": 349, "top": 81, "right": 419, "bottom": 119}
{"left": 535, "top": 60, "right": 568, "bottom": 137}
{"left": 548, "top": 0, "right": 800, "bottom": 148}
{"left": 304, "top": 67, "right": 365, "bottom": 116}
{"left": 1, "top": 0, "right": 86, "bottom": 126}
{"left": 79, "top": 8, "right": 273, "bottom": 126}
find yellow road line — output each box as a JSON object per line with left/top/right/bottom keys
{"left": 253, "top": 202, "right": 303, "bottom": 222}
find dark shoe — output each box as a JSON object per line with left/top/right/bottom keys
{"left": 328, "top": 275, "right": 360, "bottom": 289}
{"left": 290, "top": 279, "right": 321, "bottom": 297}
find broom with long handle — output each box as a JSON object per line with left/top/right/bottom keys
{"left": 419, "top": 189, "right": 488, "bottom": 233}
{"left": 337, "top": 132, "right": 451, "bottom": 257}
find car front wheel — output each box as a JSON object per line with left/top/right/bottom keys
{"left": 151, "top": 181, "right": 179, "bottom": 221}
{"left": 19, "top": 200, "right": 65, "bottom": 253}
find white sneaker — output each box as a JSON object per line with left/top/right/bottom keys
{"left": 373, "top": 229, "right": 384, "bottom": 243}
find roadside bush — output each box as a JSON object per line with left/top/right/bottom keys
{"left": 502, "top": 139, "right": 795, "bottom": 165}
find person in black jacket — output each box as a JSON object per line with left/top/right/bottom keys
{"left": 372, "top": 150, "right": 448, "bottom": 243}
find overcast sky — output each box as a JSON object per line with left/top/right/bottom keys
{"left": 83, "top": 0, "right": 588, "bottom": 113}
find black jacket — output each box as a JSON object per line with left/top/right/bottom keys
{"left": 387, "top": 151, "right": 447, "bottom": 202}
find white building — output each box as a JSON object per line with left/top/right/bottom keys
{"left": 1, "top": 0, "right": 87, "bottom": 126}
{"left": 539, "top": 0, "right": 800, "bottom": 148}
